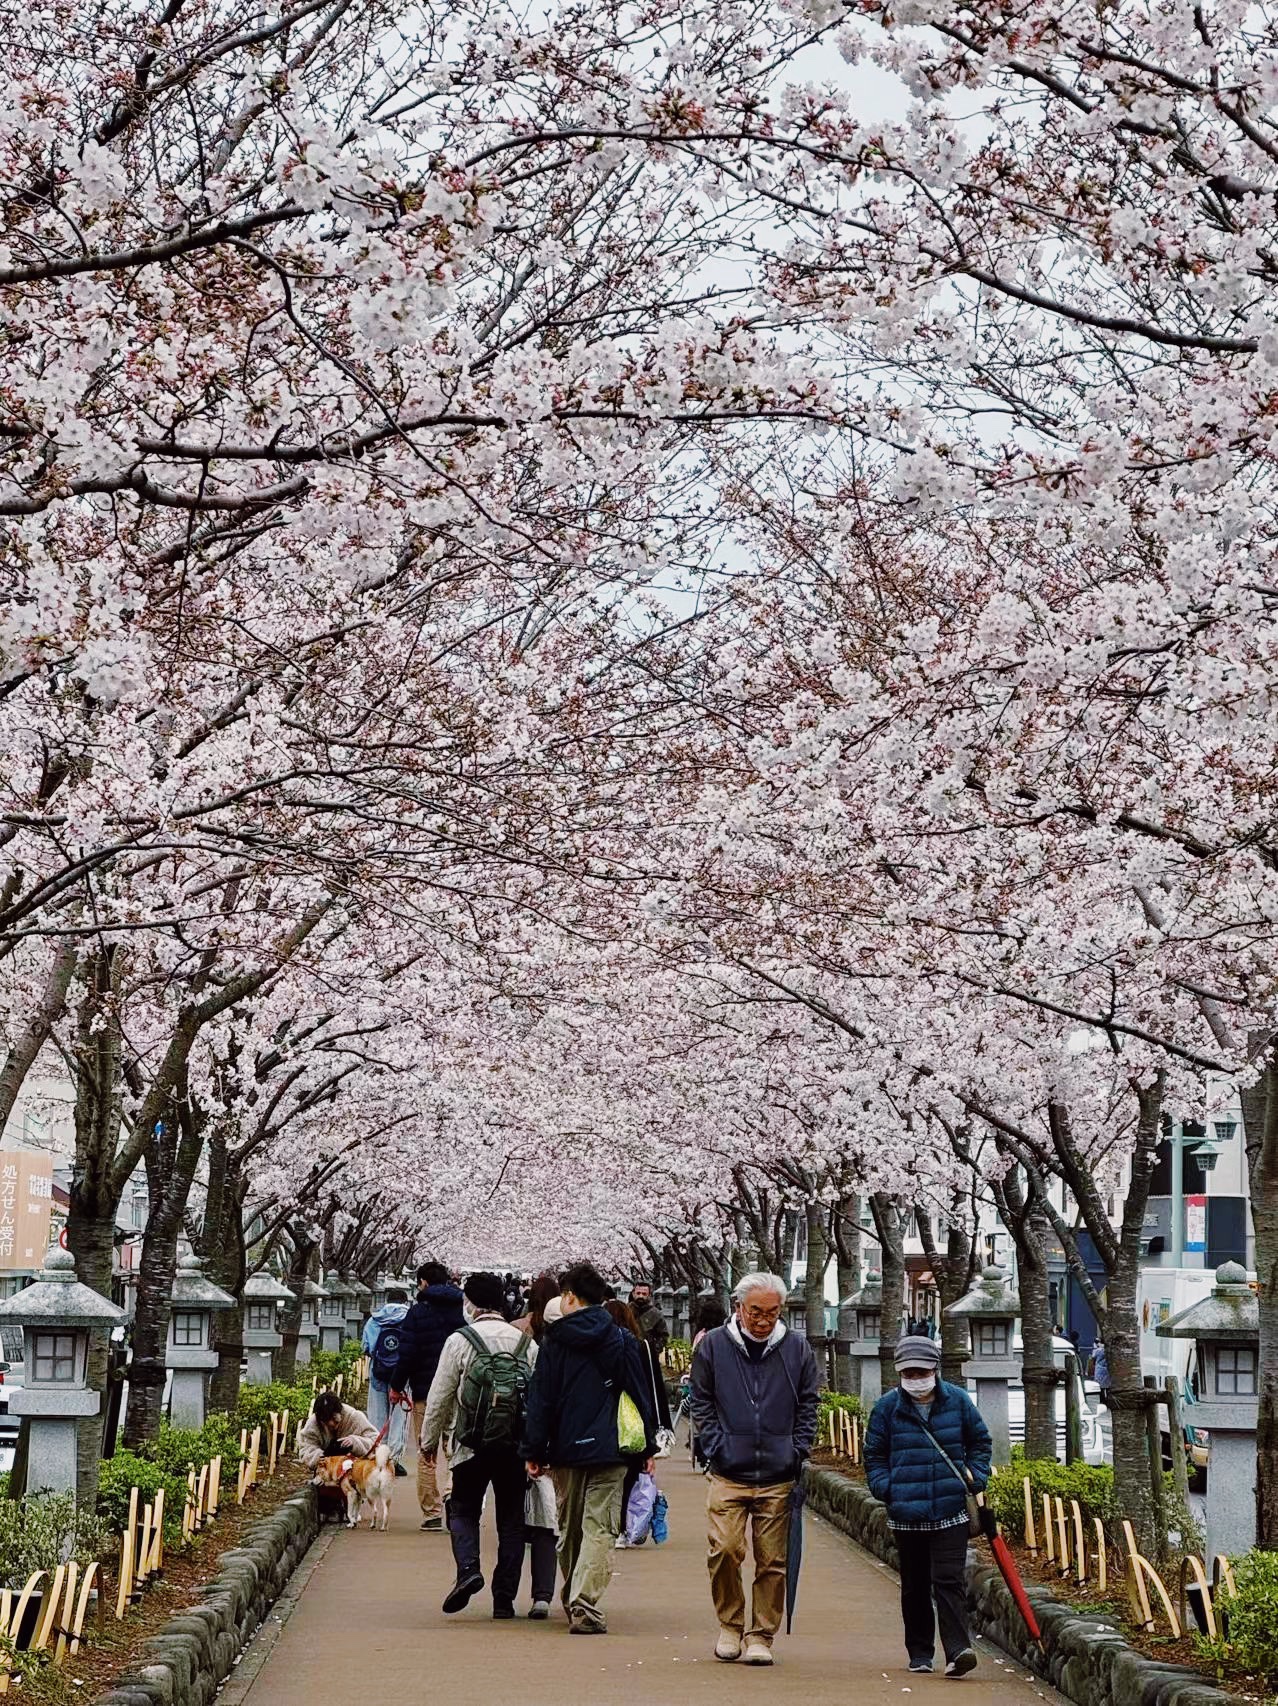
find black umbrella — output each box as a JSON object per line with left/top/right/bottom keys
{"left": 785, "top": 1479, "right": 806, "bottom": 1633}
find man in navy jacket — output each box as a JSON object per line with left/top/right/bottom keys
{"left": 690, "top": 1273, "right": 819, "bottom": 1668}
{"left": 864, "top": 1334, "right": 992, "bottom": 1677}
{"left": 390, "top": 1261, "right": 465, "bottom": 1529}
{"left": 521, "top": 1261, "right": 655, "bottom": 1635}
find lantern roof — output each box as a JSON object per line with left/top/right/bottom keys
{"left": 243, "top": 1270, "right": 295, "bottom": 1303}
{"left": 324, "top": 1272, "right": 357, "bottom": 1301}
{"left": 299, "top": 1277, "right": 326, "bottom": 1299}
{"left": 846, "top": 1277, "right": 883, "bottom": 1309}
{"left": 1158, "top": 1262, "right": 1257, "bottom": 1341}
{"left": 946, "top": 1265, "right": 1020, "bottom": 1321}
{"left": 0, "top": 1248, "right": 126, "bottom": 1328}
{"left": 171, "top": 1253, "right": 235, "bottom": 1311}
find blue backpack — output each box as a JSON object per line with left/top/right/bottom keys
{"left": 372, "top": 1321, "right": 403, "bottom": 1385}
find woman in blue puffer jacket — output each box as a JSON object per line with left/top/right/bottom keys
{"left": 864, "top": 1336, "right": 992, "bottom": 1679}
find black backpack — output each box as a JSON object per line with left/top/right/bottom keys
{"left": 372, "top": 1320, "right": 403, "bottom": 1385}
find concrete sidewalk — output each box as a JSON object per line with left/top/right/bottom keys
{"left": 233, "top": 1448, "right": 1066, "bottom": 1706}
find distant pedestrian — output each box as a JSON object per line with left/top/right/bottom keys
{"left": 512, "top": 1271, "right": 560, "bottom": 1342}
{"left": 362, "top": 1286, "right": 410, "bottom": 1471}
{"left": 1089, "top": 1336, "right": 1110, "bottom": 1402}
{"left": 690, "top": 1272, "right": 819, "bottom": 1667}
{"left": 864, "top": 1334, "right": 992, "bottom": 1678}
{"left": 604, "top": 1297, "right": 673, "bottom": 1543}
{"left": 692, "top": 1298, "right": 727, "bottom": 1350}
{"left": 421, "top": 1271, "right": 536, "bottom": 1619}
{"left": 521, "top": 1261, "right": 656, "bottom": 1634}
{"left": 389, "top": 1261, "right": 465, "bottom": 1530}
{"left": 629, "top": 1281, "right": 670, "bottom": 1361}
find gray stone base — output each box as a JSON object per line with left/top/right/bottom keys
{"left": 94, "top": 1487, "right": 318, "bottom": 1706}
{"left": 803, "top": 1465, "right": 1243, "bottom": 1706}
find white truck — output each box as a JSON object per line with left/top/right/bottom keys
{"left": 1138, "top": 1265, "right": 1219, "bottom": 1487}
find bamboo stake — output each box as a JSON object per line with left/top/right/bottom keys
{"left": 1054, "top": 1496, "right": 1069, "bottom": 1576}
{"left": 185, "top": 1467, "right": 198, "bottom": 1540}
{"left": 1122, "top": 1521, "right": 1154, "bottom": 1626}
{"left": 150, "top": 1487, "right": 166, "bottom": 1574}
{"left": 1093, "top": 1518, "right": 1108, "bottom": 1591}
{"left": 249, "top": 1425, "right": 262, "bottom": 1488}
{"left": 1070, "top": 1499, "right": 1087, "bottom": 1584}
{"left": 196, "top": 1463, "right": 209, "bottom": 1529}
{"left": 237, "top": 1430, "right": 249, "bottom": 1503}
{"left": 136, "top": 1504, "right": 153, "bottom": 1591}
{"left": 1023, "top": 1477, "right": 1037, "bottom": 1551}
{"left": 116, "top": 1490, "right": 138, "bottom": 1618}
{"left": 32, "top": 1564, "right": 66, "bottom": 1651}
{"left": 209, "top": 1455, "right": 222, "bottom": 1518}
{"left": 53, "top": 1561, "right": 78, "bottom": 1664}
{"left": 268, "top": 1411, "right": 279, "bottom": 1479}
{"left": 1179, "top": 1554, "right": 1218, "bottom": 1640}
{"left": 71, "top": 1563, "right": 98, "bottom": 1656}
{"left": 852, "top": 1414, "right": 861, "bottom": 1463}
{"left": 1042, "top": 1493, "right": 1054, "bottom": 1562}
{"left": 0, "top": 1586, "right": 12, "bottom": 1698}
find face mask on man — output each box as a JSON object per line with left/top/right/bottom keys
{"left": 462, "top": 1299, "right": 480, "bottom": 1323}
{"left": 901, "top": 1373, "right": 936, "bottom": 1401}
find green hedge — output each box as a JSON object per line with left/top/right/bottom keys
{"left": 1196, "top": 1549, "right": 1278, "bottom": 1679}
{"left": 98, "top": 1450, "right": 189, "bottom": 1545}
{"left": 0, "top": 1490, "right": 111, "bottom": 1587}
{"left": 817, "top": 1389, "right": 865, "bottom": 1444}
{"left": 986, "top": 1448, "right": 1117, "bottom": 1533}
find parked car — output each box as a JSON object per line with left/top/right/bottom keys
{"left": 1007, "top": 1333, "right": 1109, "bottom": 1466}
{"left": 0, "top": 1324, "right": 25, "bottom": 1472}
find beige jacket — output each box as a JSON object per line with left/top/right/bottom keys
{"left": 298, "top": 1402, "right": 378, "bottom": 1469}
{"left": 420, "top": 1312, "right": 537, "bottom": 1470}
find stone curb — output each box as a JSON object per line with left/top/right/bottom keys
{"left": 93, "top": 1486, "right": 319, "bottom": 1706}
{"left": 803, "top": 1466, "right": 1245, "bottom": 1706}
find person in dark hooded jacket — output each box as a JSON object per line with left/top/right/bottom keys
{"left": 390, "top": 1261, "right": 465, "bottom": 1529}
{"left": 520, "top": 1261, "right": 656, "bottom": 1634}
{"left": 864, "top": 1334, "right": 992, "bottom": 1678}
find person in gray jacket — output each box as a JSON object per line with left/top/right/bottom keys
{"left": 689, "top": 1272, "right": 819, "bottom": 1668}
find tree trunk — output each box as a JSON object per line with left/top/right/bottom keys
{"left": 804, "top": 1199, "right": 828, "bottom": 1339}
{"left": 123, "top": 1094, "right": 204, "bottom": 1446}
{"left": 916, "top": 1205, "right": 975, "bottom": 1386}
{"left": 1018, "top": 1203, "right": 1059, "bottom": 1461}
{"left": 0, "top": 942, "right": 77, "bottom": 1129}
{"left": 67, "top": 949, "right": 125, "bottom": 1508}
{"left": 1242, "top": 1049, "right": 1278, "bottom": 1549}
{"left": 834, "top": 1191, "right": 862, "bottom": 1300}
{"left": 872, "top": 1194, "right": 907, "bottom": 1393}
{"left": 275, "top": 1225, "right": 318, "bottom": 1385}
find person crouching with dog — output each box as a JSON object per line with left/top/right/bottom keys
{"left": 300, "top": 1390, "right": 378, "bottom": 1467}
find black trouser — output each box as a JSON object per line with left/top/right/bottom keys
{"left": 893, "top": 1525, "right": 971, "bottom": 1665}
{"left": 527, "top": 1526, "right": 557, "bottom": 1601}
{"left": 448, "top": 1448, "right": 528, "bottom": 1605}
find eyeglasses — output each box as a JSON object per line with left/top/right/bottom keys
{"left": 742, "top": 1304, "right": 782, "bottom": 1322}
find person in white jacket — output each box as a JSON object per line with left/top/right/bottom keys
{"left": 421, "top": 1271, "right": 538, "bottom": 1619}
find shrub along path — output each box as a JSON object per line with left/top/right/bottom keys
{"left": 230, "top": 1446, "right": 1071, "bottom": 1706}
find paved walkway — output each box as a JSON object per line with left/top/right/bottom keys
{"left": 232, "top": 1449, "right": 1066, "bottom": 1706}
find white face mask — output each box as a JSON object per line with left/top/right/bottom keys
{"left": 462, "top": 1300, "right": 480, "bottom": 1323}
{"left": 901, "top": 1373, "right": 937, "bottom": 1401}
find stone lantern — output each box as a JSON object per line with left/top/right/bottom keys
{"left": 1158, "top": 1260, "right": 1258, "bottom": 1562}
{"left": 786, "top": 1286, "right": 808, "bottom": 1339}
{"left": 945, "top": 1264, "right": 1021, "bottom": 1466}
{"left": 341, "top": 1274, "right": 366, "bottom": 1343}
{"left": 167, "top": 1253, "right": 235, "bottom": 1428}
{"left": 846, "top": 1277, "right": 884, "bottom": 1405}
{"left": 834, "top": 1291, "right": 860, "bottom": 1395}
{"left": 655, "top": 1285, "right": 674, "bottom": 1334}
{"left": 673, "top": 1286, "right": 690, "bottom": 1340}
{"left": 0, "top": 1248, "right": 125, "bottom": 1498}
{"left": 296, "top": 1277, "right": 324, "bottom": 1367}
{"left": 242, "top": 1270, "right": 294, "bottom": 1385}
{"left": 318, "top": 1273, "right": 349, "bottom": 1352}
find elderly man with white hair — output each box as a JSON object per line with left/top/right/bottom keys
{"left": 689, "top": 1271, "right": 819, "bottom": 1666}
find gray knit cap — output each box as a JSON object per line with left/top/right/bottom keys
{"left": 894, "top": 1334, "right": 941, "bottom": 1371}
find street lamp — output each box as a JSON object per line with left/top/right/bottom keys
{"left": 1171, "top": 1127, "right": 1225, "bottom": 1264}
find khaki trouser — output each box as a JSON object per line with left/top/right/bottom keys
{"left": 556, "top": 1464, "right": 627, "bottom": 1630}
{"left": 412, "top": 1400, "right": 450, "bottom": 1520}
{"left": 706, "top": 1474, "right": 792, "bottom": 1644}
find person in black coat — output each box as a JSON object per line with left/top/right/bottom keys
{"left": 390, "top": 1261, "right": 465, "bottom": 1529}
{"left": 520, "top": 1261, "right": 655, "bottom": 1634}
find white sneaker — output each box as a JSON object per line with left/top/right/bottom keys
{"left": 715, "top": 1628, "right": 743, "bottom": 1662}
{"left": 742, "top": 1638, "right": 774, "bottom": 1666}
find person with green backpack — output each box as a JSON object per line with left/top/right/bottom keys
{"left": 520, "top": 1261, "right": 656, "bottom": 1635}
{"left": 420, "top": 1271, "right": 537, "bottom": 1619}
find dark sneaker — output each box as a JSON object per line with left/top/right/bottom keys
{"left": 493, "top": 1601, "right": 516, "bottom": 1620}
{"left": 909, "top": 1662, "right": 934, "bottom": 1673}
{"left": 394, "top": 1462, "right": 408, "bottom": 1478}
{"left": 442, "top": 1570, "right": 484, "bottom": 1614}
{"left": 945, "top": 1650, "right": 977, "bottom": 1678}
{"left": 568, "top": 1608, "right": 607, "bottom": 1635}
{"left": 420, "top": 1516, "right": 444, "bottom": 1532}
{"left": 529, "top": 1602, "right": 551, "bottom": 1620}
